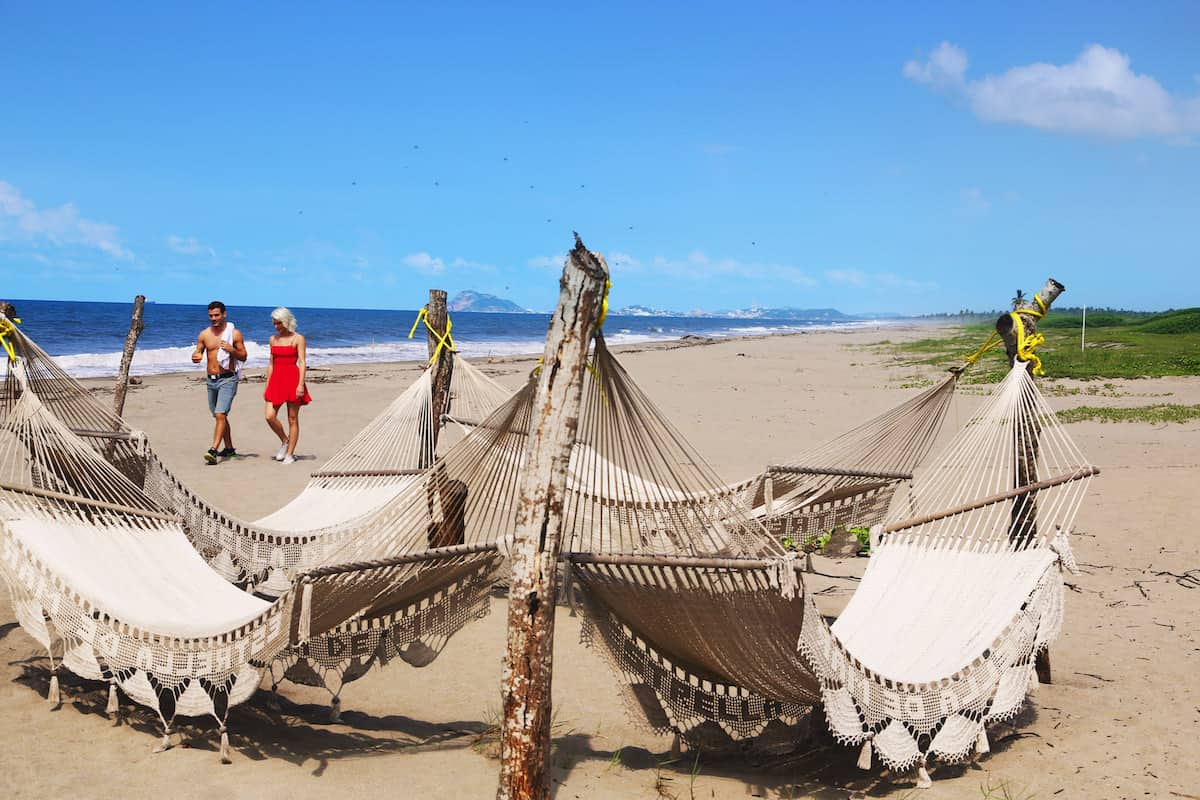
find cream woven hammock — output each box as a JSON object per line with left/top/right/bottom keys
{"left": 0, "top": 358, "right": 515, "bottom": 760}
{"left": 545, "top": 338, "right": 1094, "bottom": 784}
{"left": 2, "top": 314, "right": 1094, "bottom": 783}
{"left": 0, "top": 316, "right": 516, "bottom": 708}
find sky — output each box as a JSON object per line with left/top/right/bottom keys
{"left": 1, "top": 2, "right": 1198, "bottom": 315}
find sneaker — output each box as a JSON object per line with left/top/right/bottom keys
{"left": 204, "top": 448, "right": 219, "bottom": 465}
{"left": 274, "top": 444, "right": 288, "bottom": 462}
{"left": 218, "top": 448, "right": 237, "bottom": 458}
{"left": 281, "top": 455, "right": 296, "bottom": 465}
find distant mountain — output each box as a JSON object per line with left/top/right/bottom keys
{"left": 611, "top": 304, "right": 859, "bottom": 321}
{"left": 448, "top": 291, "right": 534, "bottom": 313}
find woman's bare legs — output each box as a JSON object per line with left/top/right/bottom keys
{"left": 265, "top": 401, "right": 287, "bottom": 445}
{"left": 285, "top": 401, "right": 302, "bottom": 457}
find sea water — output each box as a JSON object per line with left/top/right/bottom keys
{"left": 5, "top": 298, "right": 882, "bottom": 378}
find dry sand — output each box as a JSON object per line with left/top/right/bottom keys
{"left": 2, "top": 325, "right": 1197, "bottom": 799}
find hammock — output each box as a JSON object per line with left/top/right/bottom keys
{"left": 0, "top": 318, "right": 511, "bottom": 585}
{"left": 0, "top": 359, "right": 502, "bottom": 759}
{"left": 4, "top": 311, "right": 1095, "bottom": 780}
{"left": 802, "top": 363, "right": 1096, "bottom": 777}
{"left": 549, "top": 339, "right": 1093, "bottom": 784}
{"left": 0, "top": 316, "right": 515, "bottom": 705}
{"left": 736, "top": 373, "right": 959, "bottom": 542}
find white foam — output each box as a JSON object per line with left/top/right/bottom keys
{"left": 49, "top": 321, "right": 884, "bottom": 379}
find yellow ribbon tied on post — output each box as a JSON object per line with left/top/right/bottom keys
{"left": 0, "top": 316, "right": 22, "bottom": 363}
{"left": 1010, "top": 293, "right": 1048, "bottom": 376}
{"left": 408, "top": 307, "right": 456, "bottom": 365}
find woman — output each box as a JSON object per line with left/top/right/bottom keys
{"left": 263, "top": 307, "right": 311, "bottom": 464}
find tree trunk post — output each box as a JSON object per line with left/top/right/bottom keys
{"left": 497, "top": 236, "right": 608, "bottom": 800}
{"left": 113, "top": 295, "right": 146, "bottom": 417}
{"left": 421, "top": 288, "right": 455, "bottom": 465}
{"left": 995, "top": 279, "right": 1064, "bottom": 685}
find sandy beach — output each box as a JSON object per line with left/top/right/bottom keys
{"left": 1, "top": 324, "right": 1197, "bottom": 799}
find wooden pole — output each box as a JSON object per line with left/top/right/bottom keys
{"left": 497, "top": 235, "right": 608, "bottom": 800}
{"left": 113, "top": 295, "right": 146, "bottom": 417}
{"left": 425, "top": 288, "right": 455, "bottom": 454}
{"left": 995, "top": 278, "right": 1064, "bottom": 684}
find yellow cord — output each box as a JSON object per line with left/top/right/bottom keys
{"left": 408, "top": 307, "right": 456, "bottom": 365}
{"left": 962, "top": 332, "right": 1003, "bottom": 367}
{"left": 0, "top": 316, "right": 22, "bottom": 363}
{"left": 1010, "top": 293, "right": 1047, "bottom": 376}
{"left": 595, "top": 279, "right": 612, "bottom": 333}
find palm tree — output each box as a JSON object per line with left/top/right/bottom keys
{"left": 1011, "top": 289, "right": 1026, "bottom": 310}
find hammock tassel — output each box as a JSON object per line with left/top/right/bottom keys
{"left": 258, "top": 566, "right": 293, "bottom": 598}
{"left": 47, "top": 674, "right": 61, "bottom": 708}
{"left": 856, "top": 736, "right": 873, "bottom": 770}
{"left": 915, "top": 756, "right": 933, "bottom": 789}
{"left": 153, "top": 726, "right": 174, "bottom": 754}
{"left": 804, "top": 551, "right": 814, "bottom": 574}
{"left": 1027, "top": 667, "right": 1039, "bottom": 692}
{"left": 106, "top": 683, "right": 120, "bottom": 717}
{"left": 298, "top": 581, "right": 313, "bottom": 644}
{"left": 329, "top": 695, "right": 341, "bottom": 723}
{"left": 219, "top": 725, "right": 231, "bottom": 764}
{"left": 775, "top": 552, "right": 800, "bottom": 599}
{"left": 211, "top": 549, "right": 241, "bottom": 584}
{"left": 975, "top": 726, "right": 990, "bottom": 755}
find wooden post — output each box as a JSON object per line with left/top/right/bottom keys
{"left": 113, "top": 295, "right": 146, "bottom": 417}
{"left": 995, "top": 278, "right": 1064, "bottom": 685}
{"left": 497, "top": 236, "right": 608, "bottom": 800}
{"left": 425, "top": 288, "right": 455, "bottom": 454}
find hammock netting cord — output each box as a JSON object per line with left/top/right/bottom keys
{"left": 1, "top": 312, "right": 1095, "bottom": 778}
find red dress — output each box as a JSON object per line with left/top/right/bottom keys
{"left": 264, "top": 344, "right": 312, "bottom": 405}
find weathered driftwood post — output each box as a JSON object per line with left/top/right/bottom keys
{"left": 113, "top": 295, "right": 146, "bottom": 417}
{"left": 422, "top": 288, "right": 467, "bottom": 547}
{"left": 995, "top": 278, "right": 1064, "bottom": 685}
{"left": 497, "top": 236, "right": 608, "bottom": 800}
{"left": 425, "top": 288, "right": 455, "bottom": 452}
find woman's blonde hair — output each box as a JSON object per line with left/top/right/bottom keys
{"left": 270, "top": 307, "right": 298, "bottom": 333}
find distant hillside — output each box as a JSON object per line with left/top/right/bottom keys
{"left": 1134, "top": 308, "right": 1200, "bottom": 334}
{"left": 448, "top": 291, "right": 532, "bottom": 313}
{"left": 610, "top": 304, "right": 858, "bottom": 320}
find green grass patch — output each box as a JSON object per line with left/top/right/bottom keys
{"left": 879, "top": 308, "right": 1200, "bottom": 381}
{"left": 1057, "top": 404, "right": 1200, "bottom": 424}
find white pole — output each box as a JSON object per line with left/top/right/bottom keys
{"left": 1081, "top": 306, "right": 1087, "bottom": 353}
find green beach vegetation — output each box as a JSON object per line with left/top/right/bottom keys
{"left": 888, "top": 307, "right": 1200, "bottom": 383}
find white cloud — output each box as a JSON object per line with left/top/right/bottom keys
{"left": 903, "top": 42, "right": 968, "bottom": 89}
{"left": 404, "top": 251, "right": 491, "bottom": 275}
{"left": 403, "top": 251, "right": 446, "bottom": 274}
{"left": 826, "top": 269, "right": 937, "bottom": 292}
{"left": 825, "top": 269, "right": 868, "bottom": 288}
{"left": 0, "top": 181, "right": 132, "bottom": 258}
{"left": 167, "top": 234, "right": 215, "bottom": 257}
{"left": 646, "top": 252, "right": 819, "bottom": 287}
{"left": 528, "top": 254, "right": 566, "bottom": 269}
{"left": 606, "top": 251, "right": 640, "bottom": 270}
{"left": 905, "top": 42, "right": 1200, "bottom": 139}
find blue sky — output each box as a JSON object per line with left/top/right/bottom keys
{"left": 2, "top": 2, "right": 1197, "bottom": 315}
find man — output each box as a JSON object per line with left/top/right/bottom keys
{"left": 192, "top": 301, "right": 248, "bottom": 464}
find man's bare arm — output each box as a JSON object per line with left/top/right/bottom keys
{"left": 230, "top": 330, "right": 248, "bottom": 363}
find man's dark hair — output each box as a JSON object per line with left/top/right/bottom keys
{"left": 208, "top": 301, "right": 226, "bottom": 313}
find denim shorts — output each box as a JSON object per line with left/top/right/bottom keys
{"left": 207, "top": 373, "right": 240, "bottom": 416}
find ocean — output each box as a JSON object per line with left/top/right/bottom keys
{"left": 4, "top": 298, "right": 884, "bottom": 379}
